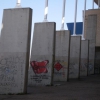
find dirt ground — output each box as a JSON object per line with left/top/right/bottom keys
{"left": 0, "top": 74, "right": 100, "bottom": 100}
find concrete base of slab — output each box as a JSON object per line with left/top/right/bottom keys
{"left": 28, "top": 55, "right": 54, "bottom": 86}
{"left": 69, "top": 36, "right": 81, "bottom": 79}
{"left": 80, "top": 40, "right": 89, "bottom": 77}
{"left": 28, "top": 22, "right": 56, "bottom": 86}
{"left": 53, "top": 30, "right": 70, "bottom": 82}
{"left": 0, "top": 53, "right": 27, "bottom": 94}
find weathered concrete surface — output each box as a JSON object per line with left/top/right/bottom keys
{"left": 95, "top": 47, "right": 100, "bottom": 74}
{"left": 0, "top": 8, "right": 32, "bottom": 94}
{"left": 86, "top": 15, "right": 97, "bottom": 75}
{"left": 28, "top": 22, "right": 56, "bottom": 86}
{"left": 69, "top": 36, "right": 81, "bottom": 79}
{"left": 80, "top": 40, "right": 89, "bottom": 77}
{"left": 53, "top": 30, "right": 70, "bottom": 81}
{"left": 84, "top": 9, "right": 100, "bottom": 46}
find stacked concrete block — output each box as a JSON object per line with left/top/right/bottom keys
{"left": 86, "top": 15, "right": 97, "bottom": 75}
{"left": 69, "top": 36, "right": 81, "bottom": 79}
{"left": 53, "top": 30, "right": 70, "bottom": 81}
{"left": 28, "top": 22, "right": 56, "bottom": 86}
{"left": 0, "top": 8, "right": 32, "bottom": 94}
{"left": 80, "top": 40, "right": 89, "bottom": 77}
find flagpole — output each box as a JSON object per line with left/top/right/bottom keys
{"left": 16, "top": 0, "right": 21, "bottom": 7}
{"left": 82, "top": 0, "right": 86, "bottom": 40}
{"left": 61, "top": 0, "right": 66, "bottom": 30}
{"left": 92, "top": 0, "right": 94, "bottom": 9}
{"left": 44, "top": 0, "right": 48, "bottom": 22}
{"left": 73, "top": 0, "right": 78, "bottom": 36}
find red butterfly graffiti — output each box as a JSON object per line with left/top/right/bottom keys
{"left": 30, "top": 60, "right": 49, "bottom": 74}
{"left": 54, "top": 62, "right": 63, "bottom": 71}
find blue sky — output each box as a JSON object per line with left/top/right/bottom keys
{"left": 0, "top": 0, "right": 98, "bottom": 30}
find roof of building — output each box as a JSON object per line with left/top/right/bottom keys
{"left": 94, "top": 0, "right": 98, "bottom": 5}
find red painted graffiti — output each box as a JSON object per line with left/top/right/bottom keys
{"left": 30, "top": 60, "right": 49, "bottom": 74}
{"left": 54, "top": 62, "right": 63, "bottom": 71}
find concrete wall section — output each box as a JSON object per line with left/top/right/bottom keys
{"left": 80, "top": 40, "right": 89, "bottom": 77}
{"left": 84, "top": 9, "right": 100, "bottom": 46}
{"left": 86, "top": 15, "right": 97, "bottom": 75}
{"left": 28, "top": 22, "right": 56, "bottom": 86}
{"left": 53, "top": 30, "right": 70, "bottom": 81}
{"left": 95, "top": 47, "right": 100, "bottom": 74}
{"left": 85, "top": 15, "right": 97, "bottom": 40}
{"left": 69, "top": 36, "right": 81, "bottom": 79}
{"left": 0, "top": 8, "right": 32, "bottom": 94}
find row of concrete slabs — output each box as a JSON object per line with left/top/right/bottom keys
{"left": 0, "top": 8, "right": 97, "bottom": 94}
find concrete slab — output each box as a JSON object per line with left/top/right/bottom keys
{"left": 69, "top": 36, "right": 81, "bottom": 79}
{"left": 88, "top": 41, "right": 95, "bottom": 75}
{"left": 80, "top": 40, "right": 89, "bottom": 77}
{"left": 0, "top": 8, "right": 32, "bottom": 94}
{"left": 86, "top": 15, "right": 97, "bottom": 75}
{"left": 28, "top": 22, "right": 56, "bottom": 86}
{"left": 53, "top": 30, "right": 70, "bottom": 81}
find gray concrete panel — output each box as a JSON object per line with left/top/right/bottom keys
{"left": 80, "top": 40, "right": 89, "bottom": 77}
{"left": 86, "top": 15, "right": 97, "bottom": 75}
{"left": 0, "top": 8, "right": 32, "bottom": 94}
{"left": 69, "top": 36, "right": 81, "bottom": 79}
{"left": 28, "top": 22, "right": 56, "bottom": 86}
{"left": 53, "top": 30, "right": 70, "bottom": 81}
{"left": 88, "top": 41, "right": 95, "bottom": 74}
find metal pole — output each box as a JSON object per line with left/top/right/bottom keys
{"left": 16, "top": 0, "right": 21, "bottom": 8}
{"left": 16, "top": 0, "right": 21, "bottom": 7}
{"left": 44, "top": 0, "right": 48, "bottom": 22}
{"left": 92, "top": 0, "right": 94, "bottom": 9}
{"left": 61, "top": 0, "right": 66, "bottom": 30}
{"left": 82, "top": 0, "right": 87, "bottom": 40}
{"left": 0, "top": 24, "right": 3, "bottom": 36}
{"left": 73, "top": 0, "right": 78, "bottom": 36}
